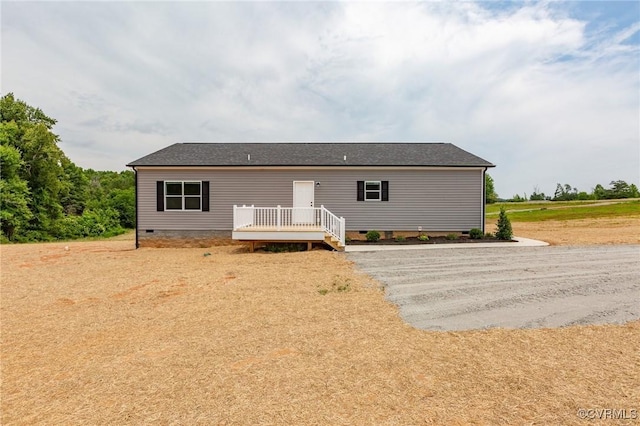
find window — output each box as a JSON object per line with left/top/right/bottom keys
{"left": 165, "top": 181, "right": 202, "bottom": 210}
{"left": 365, "top": 181, "right": 381, "bottom": 201}
{"left": 357, "top": 180, "right": 389, "bottom": 202}
{"left": 156, "top": 180, "right": 209, "bottom": 212}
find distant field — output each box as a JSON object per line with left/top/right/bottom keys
{"left": 486, "top": 199, "right": 640, "bottom": 222}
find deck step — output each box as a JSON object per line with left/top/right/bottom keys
{"left": 324, "top": 234, "right": 345, "bottom": 251}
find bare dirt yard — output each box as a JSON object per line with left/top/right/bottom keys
{"left": 496, "top": 217, "right": 640, "bottom": 246}
{"left": 1, "top": 217, "right": 639, "bottom": 425}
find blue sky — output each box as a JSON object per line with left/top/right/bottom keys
{"left": 2, "top": 1, "right": 638, "bottom": 198}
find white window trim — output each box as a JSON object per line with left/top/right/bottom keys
{"left": 165, "top": 181, "right": 202, "bottom": 211}
{"left": 364, "top": 180, "right": 382, "bottom": 201}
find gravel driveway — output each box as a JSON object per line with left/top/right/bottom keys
{"left": 348, "top": 245, "right": 640, "bottom": 331}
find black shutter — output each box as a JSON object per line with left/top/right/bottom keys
{"left": 202, "top": 181, "right": 210, "bottom": 212}
{"left": 357, "top": 181, "right": 364, "bottom": 201}
{"left": 381, "top": 181, "right": 389, "bottom": 201}
{"left": 156, "top": 181, "right": 164, "bottom": 211}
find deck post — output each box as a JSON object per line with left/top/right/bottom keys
{"left": 277, "top": 205, "right": 281, "bottom": 231}
{"left": 320, "top": 205, "right": 325, "bottom": 231}
{"left": 340, "top": 217, "right": 346, "bottom": 246}
{"left": 233, "top": 205, "right": 237, "bottom": 230}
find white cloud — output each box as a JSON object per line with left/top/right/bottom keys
{"left": 2, "top": 1, "right": 638, "bottom": 197}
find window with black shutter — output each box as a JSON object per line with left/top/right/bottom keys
{"left": 156, "top": 180, "right": 210, "bottom": 211}
{"left": 357, "top": 180, "right": 388, "bottom": 201}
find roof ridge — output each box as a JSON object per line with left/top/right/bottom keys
{"left": 176, "top": 141, "right": 448, "bottom": 144}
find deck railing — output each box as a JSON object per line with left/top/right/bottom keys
{"left": 233, "top": 205, "right": 345, "bottom": 246}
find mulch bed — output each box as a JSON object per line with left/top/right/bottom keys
{"left": 348, "top": 236, "right": 516, "bottom": 245}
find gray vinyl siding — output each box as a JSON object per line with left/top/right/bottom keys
{"left": 136, "top": 168, "right": 484, "bottom": 232}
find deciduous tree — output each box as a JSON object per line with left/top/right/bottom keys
{"left": 1, "top": 93, "right": 134, "bottom": 242}
{"left": 0, "top": 145, "right": 32, "bottom": 240}
{"left": 485, "top": 173, "right": 498, "bottom": 204}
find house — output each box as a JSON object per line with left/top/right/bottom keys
{"left": 127, "top": 142, "right": 495, "bottom": 250}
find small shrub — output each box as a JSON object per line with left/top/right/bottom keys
{"left": 15, "top": 230, "right": 53, "bottom": 242}
{"left": 495, "top": 206, "right": 513, "bottom": 240}
{"left": 365, "top": 230, "right": 380, "bottom": 242}
{"left": 484, "top": 232, "right": 495, "bottom": 239}
{"left": 469, "top": 228, "right": 483, "bottom": 240}
{"left": 417, "top": 234, "right": 429, "bottom": 241}
{"left": 264, "top": 243, "right": 306, "bottom": 252}
{"left": 345, "top": 236, "right": 351, "bottom": 243}
{"left": 446, "top": 233, "right": 458, "bottom": 240}
{"left": 264, "top": 243, "right": 285, "bottom": 253}
{"left": 395, "top": 235, "right": 406, "bottom": 242}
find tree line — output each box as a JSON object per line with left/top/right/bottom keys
{"left": 1, "top": 93, "right": 636, "bottom": 241}
{"left": 1, "top": 93, "right": 134, "bottom": 242}
{"left": 485, "top": 175, "right": 639, "bottom": 203}
{"left": 511, "top": 181, "right": 639, "bottom": 202}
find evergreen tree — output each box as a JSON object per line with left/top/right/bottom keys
{"left": 495, "top": 206, "right": 513, "bottom": 240}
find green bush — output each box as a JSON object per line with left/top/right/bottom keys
{"left": 13, "top": 230, "right": 50, "bottom": 243}
{"left": 366, "top": 230, "right": 380, "bottom": 242}
{"left": 469, "top": 228, "right": 483, "bottom": 239}
{"left": 417, "top": 234, "right": 429, "bottom": 241}
{"left": 446, "top": 233, "right": 458, "bottom": 240}
{"left": 395, "top": 235, "right": 406, "bottom": 242}
{"left": 51, "top": 208, "right": 124, "bottom": 240}
{"left": 108, "top": 189, "right": 135, "bottom": 228}
{"left": 51, "top": 216, "right": 81, "bottom": 239}
{"left": 495, "top": 206, "right": 513, "bottom": 240}
{"left": 264, "top": 243, "right": 306, "bottom": 252}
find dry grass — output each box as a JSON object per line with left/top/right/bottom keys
{"left": 488, "top": 216, "right": 640, "bottom": 246}
{"left": 2, "top": 218, "right": 639, "bottom": 425}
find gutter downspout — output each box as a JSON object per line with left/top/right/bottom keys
{"left": 482, "top": 167, "right": 487, "bottom": 234}
{"left": 132, "top": 166, "right": 139, "bottom": 249}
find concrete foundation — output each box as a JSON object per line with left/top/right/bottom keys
{"left": 137, "top": 229, "right": 241, "bottom": 248}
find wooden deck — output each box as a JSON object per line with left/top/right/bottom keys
{"left": 232, "top": 227, "right": 343, "bottom": 252}
{"left": 232, "top": 205, "right": 346, "bottom": 251}
{"left": 233, "top": 225, "right": 323, "bottom": 232}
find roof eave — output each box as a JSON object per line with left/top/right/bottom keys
{"left": 128, "top": 163, "right": 495, "bottom": 168}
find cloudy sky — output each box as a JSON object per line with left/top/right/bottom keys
{"left": 2, "top": 1, "right": 639, "bottom": 198}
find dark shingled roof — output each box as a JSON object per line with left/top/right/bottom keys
{"left": 127, "top": 142, "right": 495, "bottom": 168}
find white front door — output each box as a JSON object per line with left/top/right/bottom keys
{"left": 293, "top": 181, "right": 315, "bottom": 224}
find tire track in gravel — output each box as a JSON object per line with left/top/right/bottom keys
{"left": 348, "top": 245, "right": 640, "bottom": 331}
